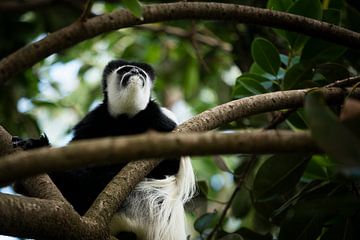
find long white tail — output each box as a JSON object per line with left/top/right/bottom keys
{"left": 111, "top": 156, "right": 196, "bottom": 240}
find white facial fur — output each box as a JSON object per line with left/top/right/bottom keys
{"left": 106, "top": 65, "right": 152, "bottom": 117}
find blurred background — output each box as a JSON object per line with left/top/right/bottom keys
{"left": 1, "top": 0, "right": 360, "bottom": 239}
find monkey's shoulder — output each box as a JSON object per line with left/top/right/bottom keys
{"left": 72, "top": 100, "right": 177, "bottom": 140}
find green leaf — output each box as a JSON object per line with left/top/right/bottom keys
{"left": 249, "top": 62, "right": 267, "bottom": 75}
{"left": 251, "top": 38, "right": 280, "bottom": 76}
{"left": 282, "top": 63, "right": 313, "bottom": 90}
{"left": 231, "top": 187, "right": 251, "bottom": 218}
{"left": 253, "top": 154, "right": 310, "bottom": 201}
{"left": 122, "top": 0, "right": 143, "bottom": 19}
{"left": 285, "top": 0, "right": 323, "bottom": 51}
{"left": 303, "top": 155, "right": 331, "bottom": 180}
{"left": 280, "top": 54, "right": 300, "bottom": 67}
{"left": 194, "top": 212, "right": 218, "bottom": 233}
{"left": 301, "top": 38, "right": 347, "bottom": 63}
{"left": 304, "top": 91, "right": 360, "bottom": 167}
{"left": 233, "top": 74, "right": 268, "bottom": 97}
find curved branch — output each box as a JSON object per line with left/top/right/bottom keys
{"left": 85, "top": 158, "right": 161, "bottom": 223}
{"left": 1, "top": 2, "right": 359, "bottom": 84}
{"left": 177, "top": 87, "right": 360, "bottom": 132}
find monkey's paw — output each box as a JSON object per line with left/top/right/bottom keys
{"left": 12, "top": 133, "right": 50, "bottom": 150}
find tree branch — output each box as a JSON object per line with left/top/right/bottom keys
{"left": 0, "top": 127, "right": 113, "bottom": 240}
{"left": 177, "top": 87, "right": 360, "bottom": 132}
{"left": 85, "top": 158, "right": 161, "bottom": 223}
{"left": 0, "top": 130, "right": 318, "bottom": 186}
{"left": 19, "top": 174, "right": 67, "bottom": 201}
{"left": 0, "top": 193, "right": 108, "bottom": 240}
{"left": 1, "top": 2, "right": 360, "bottom": 84}
{"left": 326, "top": 75, "right": 360, "bottom": 88}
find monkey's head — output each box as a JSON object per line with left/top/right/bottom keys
{"left": 102, "top": 60, "right": 155, "bottom": 117}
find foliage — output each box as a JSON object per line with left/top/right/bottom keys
{"left": 0, "top": 0, "right": 360, "bottom": 239}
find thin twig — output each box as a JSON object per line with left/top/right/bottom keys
{"left": 207, "top": 186, "right": 241, "bottom": 239}
{"left": 207, "top": 157, "right": 256, "bottom": 239}
{"left": 78, "top": 0, "right": 94, "bottom": 21}
{"left": 326, "top": 75, "right": 360, "bottom": 88}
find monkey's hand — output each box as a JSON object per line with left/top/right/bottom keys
{"left": 12, "top": 133, "right": 50, "bottom": 150}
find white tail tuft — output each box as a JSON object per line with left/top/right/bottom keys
{"left": 110, "top": 156, "right": 196, "bottom": 240}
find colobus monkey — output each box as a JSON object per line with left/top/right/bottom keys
{"left": 13, "top": 60, "right": 196, "bottom": 240}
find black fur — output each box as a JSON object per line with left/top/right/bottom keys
{"left": 12, "top": 134, "right": 49, "bottom": 150}
{"left": 49, "top": 60, "right": 179, "bottom": 215}
{"left": 13, "top": 60, "right": 179, "bottom": 216}
{"left": 51, "top": 99, "right": 179, "bottom": 215}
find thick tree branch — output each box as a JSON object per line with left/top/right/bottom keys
{"left": 177, "top": 87, "right": 360, "bottom": 132}
{"left": 19, "top": 174, "right": 67, "bottom": 201}
{"left": 0, "top": 130, "right": 317, "bottom": 186}
{"left": 0, "top": 193, "right": 108, "bottom": 240}
{"left": 1, "top": 2, "right": 360, "bottom": 84}
{"left": 85, "top": 158, "right": 161, "bottom": 223}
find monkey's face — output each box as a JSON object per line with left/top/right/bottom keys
{"left": 105, "top": 63, "right": 154, "bottom": 117}
{"left": 116, "top": 65, "right": 149, "bottom": 88}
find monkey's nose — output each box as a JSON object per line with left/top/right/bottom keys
{"left": 130, "top": 68, "right": 139, "bottom": 74}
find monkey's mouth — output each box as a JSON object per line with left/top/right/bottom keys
{"left": 120, "top": 74, "right": 145, "bottom": 88}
